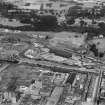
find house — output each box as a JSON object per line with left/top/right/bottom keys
{"left": 3, "top": 91, "right": 16, "bottom": 104}
{"left": 46, "top": 87, "right": 64, "bottom": 105}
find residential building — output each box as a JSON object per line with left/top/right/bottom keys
{"left": 46, "top": 86, "right": 64, "bottom": 105}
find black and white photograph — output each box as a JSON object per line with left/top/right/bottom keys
{"left": 0, "top": 0, "right": 105, "bottom": 105}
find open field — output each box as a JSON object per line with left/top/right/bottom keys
{"left": 0, "top": 64, "right": 44, "bottom": 88}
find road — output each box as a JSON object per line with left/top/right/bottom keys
{"left": 95, "top": 69, "right": 103, "bottom": 105}
{"left": 0, "top": 63, "right": 10, "bottom": 73}
{"left": 19, "top": 58, "right": 100, "bottom": 74}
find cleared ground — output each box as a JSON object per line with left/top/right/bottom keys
{"left": 0, "top": 64, "right": 44, "bottom": 89}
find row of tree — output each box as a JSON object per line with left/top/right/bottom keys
{"left": 89, "top": 44, "right": 104, "bottom": 58}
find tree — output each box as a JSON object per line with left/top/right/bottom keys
{"left": 16, "top": 91, "right": 21, "bottom": 101}
{"left": 66, "top": 17, "right": 75, "bottom": 25}
{"left": 31, "top": 79, "right": 35, "bottom": 84}
{"left": 6, "top": 54, "right": 20, "bottom": 63}
{"left": 89, "top": 44, "right": 105, "bottom": 58}
{"left": 89, "top": 44, "right": 98, "bottom": 57}
{"left": 99, "top": 52, "right": 104, "bottom": 58}
{"left": 98, "top": 22, "right": 105, "bottom": 29}
{"left": 98, "top": 22, "right": 105, "bottom": 34}
{"left": 33, "top": 15, "right": 58, "bottom": 31}
{"left": 80, "top": 20, "right": 85, "bottom": 27}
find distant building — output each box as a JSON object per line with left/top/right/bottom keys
{"left": 3, "top": 91, "right": 16, "bottom": 104}
{"left": 6, "top": 0, "right": 73, "bottom": 16}
{"left": 19, "top": 4, "right": 41, "bottom": 10}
